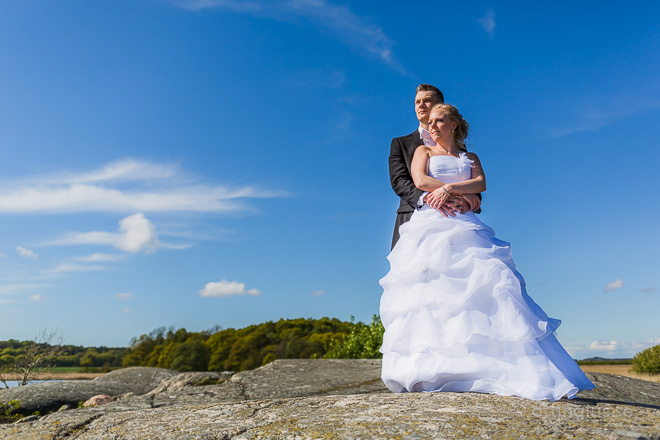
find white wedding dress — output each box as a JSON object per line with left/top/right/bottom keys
{"left": 379, "top": 153, "right": 594, "bottom": 401}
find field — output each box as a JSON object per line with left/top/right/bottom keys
{"left": 1, "top": 367, "right": 107, "bottom": 381}
{"left": 3, "top": 364, "right": 659, "bottom": 383}
{"left": 579, "top": 364, "right": 660, "bottom": 383}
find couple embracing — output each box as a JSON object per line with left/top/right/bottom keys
{"left": 379, "top": 84, "right": 594, "bottom": 401}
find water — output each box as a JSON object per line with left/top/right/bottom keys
{"left": 2, "top": 380, "right": 54, "bottom": 388}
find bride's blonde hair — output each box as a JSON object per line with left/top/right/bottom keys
{"left": 430, "top": 103, "right": 470, "bottom": 152}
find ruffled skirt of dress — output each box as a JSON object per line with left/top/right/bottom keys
{"left": 379, "top": 208, "right": 594, "bottom": 401}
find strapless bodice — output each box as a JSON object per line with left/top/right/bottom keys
{"left": 428, "top": 153, "right": 473, "bottom": 183}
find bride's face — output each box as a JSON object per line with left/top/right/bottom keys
{"left": 428, "top": 110, "right": 457, "bottom": 144}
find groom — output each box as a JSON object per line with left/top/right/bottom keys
{"left": 388, "top": 84, "right": 480, "bottom": 249}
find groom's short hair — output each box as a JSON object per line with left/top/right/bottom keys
{"left": 416, "top": 84, "right": 444, "bottom": 104}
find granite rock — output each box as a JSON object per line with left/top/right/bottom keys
{"left": 146, "top": 371, "right": 234, "bottom": 396}
{"left": 1, "top": 360, "right": 658, "bottom": 439}
{"left": 82, "top": 395, "right": 113, "bottom": 408}
{"left": 0, "top": 367, "right": 176, "bottom": 414}
{"left": 91, "top": 367, "right": 177, "bottom": 394}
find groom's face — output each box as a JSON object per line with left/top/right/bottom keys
{"left": 415, "top": 91, "right": 439, "bottom": 125}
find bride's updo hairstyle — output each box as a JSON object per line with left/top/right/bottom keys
{"left": 430, "top": 103, "right": 470, "bottom": 152}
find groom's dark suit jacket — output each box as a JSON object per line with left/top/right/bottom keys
{"left": 388, "top": 130, "right": 424, "bottom": 249}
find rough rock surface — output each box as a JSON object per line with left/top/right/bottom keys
{"left": 146, "top": 371, "right": 234, "bottom": 395}
{"left": 91, "top": 367, "right": 176, "bottom": 394}
{"left": 0, "top": 367, "right": 176, "bottom": 413}
{"left": 82, "top": 395, "right": 113, "bottom": 408}
{"left": 1, "top": 360, "right": 658, "bottom": 439}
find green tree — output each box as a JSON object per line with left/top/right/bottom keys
{"left": 0, "top": 329, "right": 64, "bottom": 387}
{"left": 632, "top": 344, "right": 660, "bottom": 375}
{"left": 168, "top": 338, "right": 211, "bottom": 372}
{"left": 324, "top": 315, "right": 384, "bottom": 359}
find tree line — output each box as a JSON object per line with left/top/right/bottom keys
{"left": 0, "top": 316, "right": 385, "bottom": 377}
{"left": 3, "top": 317, "right": 658, "bottom": 376}
{"left": 120, "top": 316, "right": 384, "bottom": 372}
{"left": 0, "top": 339, "right": 126, "bottom": 371}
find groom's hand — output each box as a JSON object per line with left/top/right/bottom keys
{"left": 445, "top": 196, "right": 469, "bottom": 215}
{"left": 462, "top": 194, "right": 481, "bottom": 212}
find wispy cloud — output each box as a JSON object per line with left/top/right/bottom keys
{"left": 293, "top": 70, "right": 346, "bottom": 89}
{"left": 121, "top": 307, "right": 132, "bottom": 314}
{"left": 550, "top": 89, "right": 660, "bottom": 138}
{"left": 0, "top": 159, "right": 286, "bottom": 214}
{"left": 29, "top": 294, "right": 47, "bottom": 302}
{"left": 568, "top": 338, "right": 659, "bottom": 358}
{"left": 640, "top": 286, "right": 655, "bottom": 293}
{"left": 173, "top": 0, "right": 401, "bottom": 71}
{"left": 589, "top": 340, "right": 619, "bottom": 351}
{"left": 604, "top": 278, "right": 624, "bottom": 291}
{"left": 478, "top": 10, "right": 495, "bottom": 39}
{"left": 0, "top": 283, "right": 48, "bottom": 295}
{"left": 0, "top": 253, "right": 7, "bottom": 258}
{"left": 49, "top": 232, "right": 116, "bottom": 247}
{"left": 311, "top": 289, "right": 324, "bottom": 296}
{"left": 16, "top": 246, "right": 38, "bottom": 259}
{"left": 73, "top": 253, "right": 125, "bottom": 263}
{"left": 199, "top": 279, "right": 261, "bottom": 297}
{"left": 45, "top": 213, "right": 159, "bottom": 254}
{"left": 48, "top": 263, "right": 110, "bottom": 274}
{"left": 628, "top": 337, "right": 660, "bottom": 351}
{"left": 44, "top": 159, "right": 178, "bottom": 185}
{"left": 116, "top": 292, "right": 134, "bottom": 300}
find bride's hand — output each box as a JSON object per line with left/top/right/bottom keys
{"left": 429, "top": 187, "right": 451, "bottom": 208}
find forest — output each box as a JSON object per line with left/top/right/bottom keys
{"left": 0, "top": 316, "right": 385, "bottom": 374}
{"left": 5, "top": 316, "right": 657, "bottom": 376}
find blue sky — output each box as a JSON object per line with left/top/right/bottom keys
{"left": 1, "top": 0, "right": 658, "bottom": 359}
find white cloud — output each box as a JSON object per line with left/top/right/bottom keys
{"left": 121, "top": 307, "right": 132, "bottom": 314}
{"left": 604, "top": 278, "right": 624, "bottom": 291}
{"left": 45, "top": 213, "right": 159, "bottom": 254}
{"left": 176, "top": 0, "right": 262, "bottom": 13}
{"left": 115, "top": 213, "right": 159, "bottom": 253}
{"left": 570, "top": 338, "right": 660, "bottom": 358}
{"left": 116, "top": 292, "right": 134, "bottom": 300}
{"left": 29, "top": 294, "right": 47, "bottom": 302}
{"left": 159, "top": 242, "right": 196, "bottom": 250}
{"left": 312, "top": 289, "right": 324, "bottom": 296}
{"left": 478, "top": 10, "right": 495, "bottom": 38}
{"left": 0, "top": 159, "right": 285, "bottom": 214}
{"left": 0, "top": 253, "right": 7, "bottom": 258}
{"left": 199, "top": 279, "right": 261, "bottom": 297}
{"left": 47, "top": 231, "right": 116, "bottom": 246}
{"left": 74, "top": 253, "right": 125, "bottom": 262}
{"left": 48, "top": 159, "right": 178, "bottom": 185}
{"left": 589, "top": 340, "right": 619, "bottom": 351}
{"left": 173, "top": 0, "right": 400, "bottom": 71}
{"left": 550, "top": 88, "right": 660, "bottom": 138}
{"left": 16, "top": 246, "right": 38, "bottom": 259}
{"left": 640, "top": 286, "right": 655, "bottom": 293}
{"left": 628, "top": 337, "right": 660, "bottom": 351}
{"left": 0, "top": 283, "right": 48, "bottom": 295}
{"left": 49, "top": 263, "right": 110, "bottom": 274}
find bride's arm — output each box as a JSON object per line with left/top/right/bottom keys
{"left": 410, "top": 146, "right": 446, "bottom": 191}
{"left": 443, "top": 152, "right": 486, "bottom": 195}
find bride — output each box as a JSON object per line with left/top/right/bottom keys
{"left": 379, "top": 103, "right": 594, "bottom": 401}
